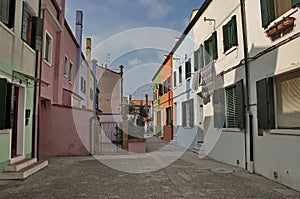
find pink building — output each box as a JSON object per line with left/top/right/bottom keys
{"left": 39, "top": 0, "right": 90, "bottom": 157}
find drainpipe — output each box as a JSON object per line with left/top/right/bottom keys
{"left": 240, "top": 0, "right": 253, "bottom": 171}
{"left": 36, "top": 9, "right": 45, "bottom": 161}
{"left": 119, "top": 65, "right": 124, "bottom": 116}
{"left": 32, "top": 0, "right": 42, "bottom": 159}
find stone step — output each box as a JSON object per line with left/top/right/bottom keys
{"left": 4, "top": 158, "right": 37, "bottom": 172}
{"left": 10, "top": 156, "right": 25, "bottom": 164}
{"left": 0, "top": 160, "right": 48, "bottom": 180}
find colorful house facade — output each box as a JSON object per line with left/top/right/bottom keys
{"left": 0, "top": 0, "right": 48, "bottom": 177}
{"left": 152, "top": 55, "right": 173, "bottom": 141}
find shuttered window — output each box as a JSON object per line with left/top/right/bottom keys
{"left": 256, "top": 78, "right": 275, "bottom": 130}
{"left": 223, "top": 15, "right": 238, "bottom": 52}
{"left": 213, "top": 88, "right": 225, "bottom": 128}
{"left": 204, "top": 31, "right": 218, "bottom": 65}
{"left": 44, "top": 33, "right": 52, "bottom": 62}
{"left": 173, "top": 71, "right": 177, "bottom": 88}
{"left": 292, "top": 0, "right": 300, "bottom": 7}
{"left": 179, "top": 66, "right": 182, "bottom": 84}
{"left": 0, "top": 0, "right": 15, "bottom": 28}
{"left": 182, "top": 99, "right": 194, "bottom": 128}
{"left": 31, "top": 16, "right": 43, "bottom": 51}
{"left": 185, "top": 59, "right": 191, "bottom": 79}
{"left": 194, "top": 45, "right": 204, "bottom": 71}
{"left": 226, "top": 86, "right": 238, "bottom": 128}
{"left": 64, "top": 56, "right": 68, "bottom": 76}
{"left": 69, "top": 62, "right": 73, "bottom": 82}
{"left": 0, "top": 79, "right": 12, "bottom": 130}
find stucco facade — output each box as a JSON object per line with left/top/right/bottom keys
{"left": 0, "top": 0, "right": 40, "bottom": 171}
{"left": 152, "top": 56, "right": 173, "bottom": 141}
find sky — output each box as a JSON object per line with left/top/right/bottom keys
{"left": 65, "top": 0, "right": 205, "bottom": 100}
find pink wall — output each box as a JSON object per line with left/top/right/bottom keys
{"left": 39, "top": 103, "right": 94, "bottom": 157}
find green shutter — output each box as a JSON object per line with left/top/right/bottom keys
{"left": 212, "top": 31, "right": 218, "bottom": 60}
{"left": 0, "top": 78, "right": 8, "bottom": 130}
{"left": 223, "top": 24, "right": 229, "bottom": 52}
{"left": 204, "top": 40, "right": 210, "bottom": 65}
{"left": 213, "top": 88, "right": 225, "bottom": 128}
{"left": 231, "top": 15, "right": 238, "bottom": 46}
{"left": 5, "top": 83, "right": 12, "bottom": 129}
{"left": 236, "top": 80, "right": 245, "bottom": 129}
{"left": 256, "top": 78, "right": 275, "bottom": 130}
{"left": 182, "top": 102, "right": 186, "bottom": 127}
{"left": 21, "top": 1, "right": 28, "bottom": 41}
{"left": 199, "top": 45, "right": 204, "bottom": 69}
{"left": 31, "top": 16, "right": 44, "bottom": 51}
{"left": 292, "top": 0, "right": 300, "bottom": 7}
{"left": 260, "top": 0, "right": 275, "bottom": 28}
{"left": 0, "top": 0, "right": 10, "bottom": 24}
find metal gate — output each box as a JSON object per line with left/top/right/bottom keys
{"left": 98, "top": 122, "right": 123, "bottom": 154}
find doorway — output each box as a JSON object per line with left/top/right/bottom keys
{"left": 10, "top": 85, "right": 19, "bottom": 158}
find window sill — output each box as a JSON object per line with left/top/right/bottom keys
{"left": 23, "top": 42, "right": 36, "bottom": 54}
{"left": 0, "top": 22, "right": 15, "bottom": 36}
{"left": 186, "top": 77, "right": 191, "bottom": 81}
{"left": 224, "top": 46, "right": 238, "bottom": 56}
{"left": 43, "top": 59, "right": 52, "bottom": 67}
{"left": 269, "top": 129, "right": 300, "bottom": 136}
{"left": 222, "top": 128, "right": 243, "bottom": 133}
{"left": 69, "top": 81, "right": 72, "bottom": 84}
{"left": 0, "top": 129, "right": 11, "bottom": 135}
{"left": 64, "top": 74, "right": 68, "bottom": 78}
{"left": 265, "top": 7, "right": 298, "bottom": 30}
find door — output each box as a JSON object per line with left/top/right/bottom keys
{"left": 10, "top": 86, "right": 19, "bottom": 158}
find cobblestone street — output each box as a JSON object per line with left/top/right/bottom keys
{"left": 0, "top": 138, "right": 299, "bottom": 199}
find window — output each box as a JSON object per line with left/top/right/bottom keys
{"left": 258, "top": 70, "right": 300, "bottom": 130}
{"left": 260, "top": 0, "right": 299, "bottom": 28}
{"left": 173, "top": 71, "right": 177, "bottom": 88}
{"left": 0, "top": 79, "right": 12, "bottom": 130}
{"left": 179, "top": 66, "right": 182, "bottom": 84}
{"left": 158, "top": 83, "right": 163, "bottom": 97}
{"left": 80, "top": 77, "right": 86, "bottom": 94}
{"left": 167, "top": 76, "right": 171, "bottom": 92}
{"left": 194, "top": 45, "right": 204, "bottom": 71}
{"left": 182, "top": 99, "right": 194, "bottom": 128}
{"left": 21, "top": 2, "right": 43, "bottom": 50}
{"left": 204, "top": 31, "right": 218, "bottom": 64}
{"left": 90, "top": 88, "right": 94, "bottom": 100}
{"left": 69, "top": 62, "right": 73, "bottom": 82}
{"left": 185, "top": 59, "right": 191, "bottom": 79}
{"left": 64, "top": 56, "right": 68, "bottom": 76}
{"left": 223, "top": 15, "right": 238, "bottom": 52}
{"left": 166, "top": 107, "right": 172, "bottom": 126}
{"left": 214, "top": 80, "right": 244, "bottom": 129}
{"left": 0, "top": 0, "right": 15, "bottom": 28}
{"left": 44, "top": 32, "right": 52, "bottom": 64}
{"left": 157, "top": 110, "right": 161, "bottom": 126}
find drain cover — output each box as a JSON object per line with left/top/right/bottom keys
{"left": 211, "top": 168, "right": 234, "bottom": 174}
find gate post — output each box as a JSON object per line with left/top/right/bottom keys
{"left": 94, "top": 119, "right": 100, "bottom": 155}
{"left": 122, "top": 116, "right": 128, "bottom": 151}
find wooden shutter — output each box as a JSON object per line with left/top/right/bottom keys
{"left": 21, "top": 1, "right": 28, "bottom": 41}
{"left": 256, "top": 78, "right": 275, "bottom": 130}
{"left": 212, "top": 31, "right": 218, "bottom": 60}
{"left": 231, "top": 15, "right": 238, "bottom": 46}
{"left": 189, "top": 99, "right": 194, "bottom": 128}
{"left": 199, "top": 45, "right": 204, "bottom": 69}
{"left": 236, "top": 80, "right": 245, "bottom": 129}
{"left": 223, "top": 23, "right": 229, "bottom": 52}
{"left": 0, "top": 79, "right": 8, "bottom": 130}
{"left": 292, "top": 0, "right": 300, "bottom": 7}
{"left": 213, "top": 88, "right": 225, "bottom": 128}
{"left": 0, "top": 0, "right": 10, "bottom": 24}
{"left": 194, "top": 50, "right": 199, "bottom": 71}
{"left": 31, "top": 16, "right": 44, "bottom": 51}
{"left": 182, "top": 102, "right": 187, "bottom": 127}
{"left": 226, "top": 86, "right": 238, "bottom": 128}
{"left": 260, "top": 0, "right": 275, "bottom": 28}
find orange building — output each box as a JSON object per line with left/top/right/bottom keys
{"left": 152, "top": 55, "right": 173, "bottom": 141}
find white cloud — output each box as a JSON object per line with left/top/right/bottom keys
{"left": 128, "top": 58, "right": 143, "bottom": 67}
{"left": 137, "top": 0, "right": 172, "bottom": 20}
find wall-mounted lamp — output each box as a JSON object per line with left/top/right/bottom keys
{"left": 204, "top": 17, "right": 216, "bottom": 25}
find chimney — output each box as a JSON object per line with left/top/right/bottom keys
{"left": 75, "top": 11, "right": 83, "bottom": 49}
{"left": 86, "top": 38, "right": 92, "bottom": 63}
{"left": 145, "top": 94, "right": 148, "bottom": 117}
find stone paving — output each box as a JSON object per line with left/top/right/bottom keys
{"left": 0, "top": 138, "right": 299, "bottom": 199}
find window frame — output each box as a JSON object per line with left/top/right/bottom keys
{"left": 166, "top": 106, "right": 172, "bottom": 127}
{"left": 185, "top": 59, "right": 192, "bottom": 80}
{"left": 44, "top": 31, "right": 53, "bottom": 65}
{"left": 63, "top": 55, "right": 68, "bottom": 77}
{"left": 68, "top": 61, "right": 73, "bottom": 83}
{"left": 178, "top": 65, "right": 183, "bottom": 84}
{"left": 173, "top": 71, "right": 177, "bottom": 88}
{"left": 204, "top": 31, "right": 218, "bottom": 65}
{"left": 182, "top": 99, "right": 194, "bottom": 128}
{"left": 0, "top": 0, "right": 15, "bottom": 29}
{"left": 223, "top": 15, "right": 238, "bottom": 53}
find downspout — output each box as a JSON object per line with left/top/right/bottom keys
{"left": 240, "top": 0, "right": 253, "bottom": 171}
{"left": 36, "top": 9, "right": 45, "bottom": 161}
{"left": 32, "top": 0, "right": 42, "bottom": 159}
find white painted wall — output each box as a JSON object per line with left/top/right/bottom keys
{"left": 245, "top": 0, "right": 300, "bottom": 191}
